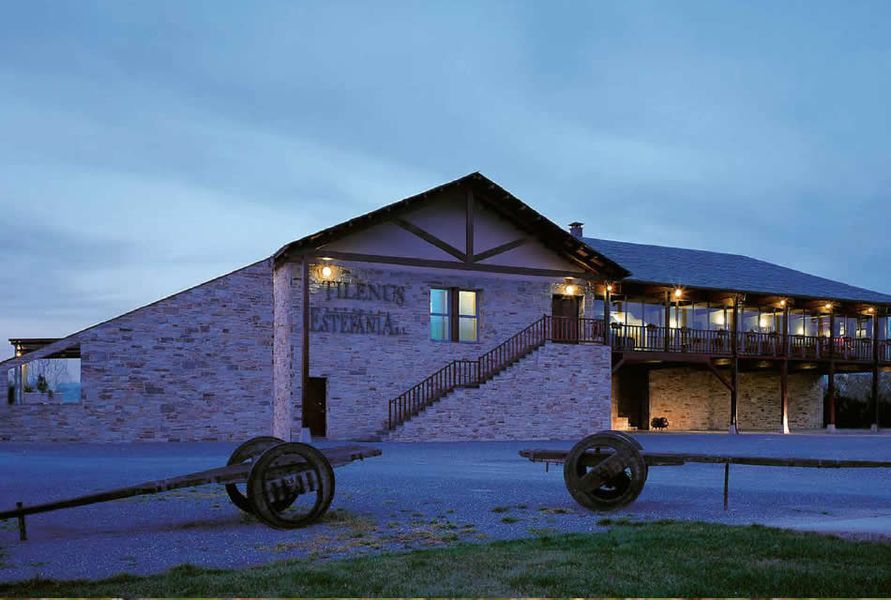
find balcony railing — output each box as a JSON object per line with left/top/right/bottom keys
{"left": 608, "top": 322, "right": 882, "bottom": 362}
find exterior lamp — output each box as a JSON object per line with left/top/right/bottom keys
{"left": 868, "top": 307, "right": 875, "bottom": 314}
{"left": 317, "top": 263, "right": 337, "bottom": 281}
{"left": 824, "top": 303, "right": 833, "bottom": 312}
{"left": 779, "top": 299, "right": 786, "bottom": 308}
{"left": 674, "top": 288, "right": 683, "bottom": 299}
{"left": 562, "top": 277, "right": 580, "bottom": 296}
{"left": 606, "top": 284, "right": 613, "bottom": 293}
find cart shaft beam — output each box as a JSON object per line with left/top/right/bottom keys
{"left": 0, "top": 445, "right": 380, "bottom": 521}
{"left": 520, "top": 448, "right": 891, "bottom": 469}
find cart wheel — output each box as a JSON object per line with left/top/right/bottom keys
{"left": 563, "top": 431, "right": 647, "bottom": 511}
{"left": 225, "top": 436, "right": 286, "bottom": 514}
{"left": 247, "top": 442, "right": 335, "bottom": 529}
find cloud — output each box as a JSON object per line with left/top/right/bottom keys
{"left": 2, "top": 0, "right": 891, "bottom": 364}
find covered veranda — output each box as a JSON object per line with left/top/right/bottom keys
{"left": 595, "top": 281, "right": 889, "bottom": 433}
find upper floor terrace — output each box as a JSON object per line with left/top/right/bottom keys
{"left": 582, "top": 281, "right": 889, "bottom": 364}
{"left": 566, "top": 234, "right": 891, "bottom": 369}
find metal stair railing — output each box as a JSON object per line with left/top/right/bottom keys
{"left": 387, "top": 315, "right": 605, "bottom": 430}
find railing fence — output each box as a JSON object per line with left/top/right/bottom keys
{"left": 388, "top": 315, "right": 605, "bottom": 430}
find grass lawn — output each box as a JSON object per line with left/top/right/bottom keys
{"left": 2, "top": 521, "right": 889, "bottom": 597}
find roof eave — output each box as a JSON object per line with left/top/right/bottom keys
{"left": 622, "top": 277, "right": 891, "bottom": 307}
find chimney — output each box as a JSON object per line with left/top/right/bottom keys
{"left": 569, "top": 221, "right": 584, "bottom": 238}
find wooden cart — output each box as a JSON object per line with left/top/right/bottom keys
{"left": 521, "top": 431, "right": 891, "bottom": 511}
{"left": 0, "top": 437, "right": 381, "bottom": 540}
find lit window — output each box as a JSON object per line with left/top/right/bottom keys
{"left": 430, "top": 289, "right": 451, "bottom": 341}
{"left": 430, "top": 288, "right": 479, "bottom": 342}
{"left": 458, "top": 290, "right": 478, "bottom": 342}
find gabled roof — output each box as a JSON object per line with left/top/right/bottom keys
{"left": 275, "top": 172, "right": 630, "bottom": 279}
{"left": 585, "top": 237, "right": 891, "bottom": 305}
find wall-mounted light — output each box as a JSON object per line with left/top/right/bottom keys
{"left": 560, "top": 277, "right": 581, "bottom": 296}
{"left": 606, "top": 283, "right": 613, "bottom": 293}
{"left": 779, "top": 299, "right": 786, "bottom": 308}
{"left": 315, "top": 262, "right": 338, "bottom": 282}
{"left": 824, "top": 302, "right": 833, "bottom": 311}
{"left": 868, "top": 307, "right": 875, "bottom": 314}
{"left": 673, "top": 288, "right": 683, "bottom": 299}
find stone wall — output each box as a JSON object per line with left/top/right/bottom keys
{"left": 0, "top": 260, "right": 274, "bottom": 442}
{"left": 786, "top": 372, "right": 824, "bottom": 430}
{"left": 649, "top": 368, "right": 725, "bottom": 430}
{"left": 286, "top": 259, "right": 604, "bottom": 440}
{"left": 648, "top": 367, "right": 823, "bottom": 431}
{"left": 387, "top": 342, "right": 611, "bottom": 441}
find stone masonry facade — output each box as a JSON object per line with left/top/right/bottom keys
{"left": 2, "top": 255, "right": 614, "bottom": 443}
{"left": 387, "top": 342, "right": 611, "bottom": 441}
{"left": 283, "top": 259, "right": 608, "bottom": 440}
{"left": 1, "top": 254, "right": 829, "bottom": 442}
{"left": 647, "top": 367, "right": 823, "bottom": 431}
{"left": 1, "top": 261, "right": 274, "bottom": 442}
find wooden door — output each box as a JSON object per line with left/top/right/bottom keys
{"left": 303, "top": 377, "right": 327, "bottom": 437}
{"left": 616, "top": 365, "right": 650, "bottom": 430}
{"left": 552, "top": 295, "right": 581, "bottom": 342}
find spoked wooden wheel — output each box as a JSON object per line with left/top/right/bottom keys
{"left": 247, "top": 442, "right": 335, "bottom": 529}
{"left": 225, "top": 436, "right": 286, "bottom": 513}
{"left": 563, "top": 431, "right": 648, "bottom": 511}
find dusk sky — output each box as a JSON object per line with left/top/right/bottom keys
{"left": 2, "top": 1, "right": 891, "bottom": 359}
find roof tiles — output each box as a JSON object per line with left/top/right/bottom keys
{"left": 584, "top": 237, "right": 891, "bottom": 304}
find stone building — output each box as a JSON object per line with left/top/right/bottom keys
{"left": 2, "top": 172, "right": 890, "bottom": 442}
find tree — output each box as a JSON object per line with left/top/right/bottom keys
{"left": 26, "top": 359, "right": 71, "bottom": 393}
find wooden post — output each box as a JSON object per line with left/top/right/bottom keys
{"left": 301, "top": 259, "right": 311, "bottom": 438}
{"left": 723, "top": 464, "right": 730, "bottom": 511}
{"left": 603, "top": 285, "right": 611, "bottom": 346}
{"left": 829, "top": 309, "right": 835, "bottom": 360}
{"left": 783, "top": 303, "right": 791, "bottom": 357}
{"left": 16, "top": 502, "right": 26, "bottom": 541}
{"left": 664, "top": 291, "right": 671, "bottom": 352}
{"left": 14, "top": 341, "right": 27, "bottom": 405}
{"left": 872, "top": 363, "right": 880, "bottom": 432}
{"left": 780, "top": 359, "right": 789, "bottom": 434}
{"left": 465, "top": 189, "right": 475, "bottom": 262}
{"left": 13, "top": 344, "right": 22, "bottom": 405}
{"left": 872, "top": 309, "right": 881, "bottom": 432}
{"left": 827, "top": 360, "right": 836, "bottom": 432}
{"left": 729, "top": 296, "right": 740, "bottom": 433}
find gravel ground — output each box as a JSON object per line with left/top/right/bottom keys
{"left": 1, "top": 432, "right": 890, "bottom": 583}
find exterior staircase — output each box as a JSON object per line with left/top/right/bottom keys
{"left": 381, "top": 315, "right": 604, "bottom": 438}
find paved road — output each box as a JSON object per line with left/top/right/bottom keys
{"left": 1, "top": 432, "right": 890, "bottom": 582}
